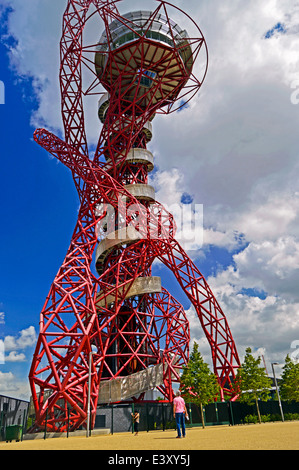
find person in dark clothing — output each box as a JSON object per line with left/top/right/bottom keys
{"left": 131, "top": 410, "right": 140, "bottom": 436}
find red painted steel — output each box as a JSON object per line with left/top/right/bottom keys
{"left": 29, "top": 0, "right": 240, "bottom": 433}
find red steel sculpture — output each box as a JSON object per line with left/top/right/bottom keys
{"left": 29, "top": 0, "right": 240, "bottom": 432}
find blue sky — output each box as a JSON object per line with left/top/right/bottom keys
{"left": 1, "top": 0, "right": 299, "bottom": 400}
{"left": 0, "top": 11, "right": 79, "bottom": 398}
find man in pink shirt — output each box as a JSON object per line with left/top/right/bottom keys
{"left": 173, "top": 391, "right": 189, "bottom": 438}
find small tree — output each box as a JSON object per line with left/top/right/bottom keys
{"left": 180, "top": 341, "right": 219, "bottom": 428}
{"left": 280, "top": 355, "right": 299, "bottom": 402}
{"left": 234, "top": 347, "right": 272, "bottom": 424}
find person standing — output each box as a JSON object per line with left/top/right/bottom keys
{"left": 173, "top": 391, "right": 188, "bottom": 438}
{"left": 131, "top": 410, "right": 140, "bottom": 436}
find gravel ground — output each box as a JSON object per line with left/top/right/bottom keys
{"left": 0, "top": 421, "right": 298, "bottom": 451}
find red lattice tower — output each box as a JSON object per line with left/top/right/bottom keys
{"left": 29, "top": 0, "right": 240, "bottom": 433}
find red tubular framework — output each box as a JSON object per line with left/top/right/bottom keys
{"left": 29, "top": 0, "right": 240, "bottom": 433}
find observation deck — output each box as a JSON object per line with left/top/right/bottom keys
{"left": 95, "top": 10, "right": 194, "bottom": 111}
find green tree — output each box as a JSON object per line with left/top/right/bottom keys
{"left": 234, "top": 347, "right": 272, "bottom": 424}
{"left": 180, "top": 341, "right": 219, "bottom": 428}
{"left": 280, "top": 355, "right": 299, "bottom": 402}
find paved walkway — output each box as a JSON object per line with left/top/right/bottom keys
{"left": 0, "top": 421, "right": 298, "bottom": 451}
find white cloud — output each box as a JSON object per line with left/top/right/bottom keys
{"left": 4, "top": 326, "right": 36, "bottom": 352}
{"left": 188, "top": 270, "right": 299, "bottom": 368}
{"left": 5, "top": 351, "right": 26, "bottom": 362}
{"left": 234, "top": 193, "right": 299, "bottom": 243}
{"left": 3, "top": 327, "right": 37, "bottom": 370}
{"left": 0, "top": 371, "right": 18, "bottom": 392}
{"left": 203, "top": 228, "right": 239, "bottom": 250}
{"left": 0, "top": 371, "right": 30, "bottom": 399}
{"left": 0, "top": 340, "right": 4, "bottom": 364}
{"left": 0, "top": 327, "right": 36, "bottom": 398}
{"left": 234, "top": 237, "right": 299, "bottom": 295}
{"left": 151, "top": 1, "right": 299, "bottom": 231}
{"left": 151, "top": 168, "right": 204, "bottom": 251}
{"left": 199, "top": 232, "right": 299, "bottom": 305}
{"left": 1, "top": 0, "right": 64, "bottom": 133}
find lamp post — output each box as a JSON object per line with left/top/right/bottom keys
{"left": 271, "top": 362, "right": 284, "bottom": 422}
{"left": 86, "top": 351, "right": 95, "bottom": 437}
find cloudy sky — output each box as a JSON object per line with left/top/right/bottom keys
{"left": 0, "top": 0, "right": 299, "bottom": 401}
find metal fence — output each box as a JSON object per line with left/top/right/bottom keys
{"left": 229, "top": 399, "right": 299, "bottom": 425}
{"left": 95, "top": 400, "right": 299, "bottom": 433}
{"left": 0, "top": 395, "right": 29, "bottom": 440}
{"left": 2, "top": 395, "right": 298, "bottom": 438}
{"left": 96, "top": 402, "right": 175, "bottom": 434}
